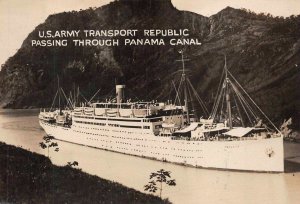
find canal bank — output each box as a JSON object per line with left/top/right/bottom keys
{"left": 0, "top": 142, "right": 169, "bottom": 204}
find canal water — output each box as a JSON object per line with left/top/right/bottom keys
{"left": 0, "top": 109, "right": 299, "bottom": 204}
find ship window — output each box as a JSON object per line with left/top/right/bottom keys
{"left": 149, "top": 118, "right": 162, "bottom": 122}
{"left": 119, "top": 125, "right": 141, "bottom": 129}
{"left": 107, "top": 118, "right": 141, "bottom": 122}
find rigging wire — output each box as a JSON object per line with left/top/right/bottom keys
{"left": 88, "top": 88, "right": 101, "bottom": 103}
{"left": 60, "top": 88, "right": 74, "bottom": 109}
{"left": 211, "top": 68, "right": 225, "bottom": 118}
{"left": 187, "top": 81, "right": 196, "bottom": 118}
{"left": 230, "top": 80, "right": 258, "bottom": 125}
{"left": 49, "top": 90, "right": 59, "bottom": 112}
{"left": 227, "top": 70, "right": 280, "bottom": 132}
{"left": 233, "top": 84, "right": 253, "bottom": 126}
{"left": 172, "top": 80, "right": 183, "bottom": 108}
{"left": 229, "top": 81, "right": 254, "bottom": 123}
{"left": 171, "top": 80, "right": 184, "bottom": 121}
{"left": 79, "top": 91, "right": 89, "bottom": 103}
{"left": 219, "top": 86, "right": 226, "bottom": 122}
{"left": 232, "top": 87, "right": 245, "bottom": 127}
{"left": 211, "top": 80, "right": 225, "bottom": 120}
{"left": 174, "top": 74, "right": 184, "bottom": 105}
{"left": 186, "top": 78, "right": 209, "bottom": 117}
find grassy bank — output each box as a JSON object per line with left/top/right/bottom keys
{"left": 0, "top": 142, "right": 169, "bottom": 204}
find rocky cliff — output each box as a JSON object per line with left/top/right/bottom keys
{"left": 0, "top": 0, "right": 299, "bottom": 124}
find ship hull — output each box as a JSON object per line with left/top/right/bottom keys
{"left": 40, "top": 120, "right": 284, "bottom": 172}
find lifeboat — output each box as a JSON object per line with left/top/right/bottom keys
{"left": 73, "top": 107, "right": 84, "bottom": 115}
{"left": 106, "top": 109, "right": 118, "bottom": 117}
{"left": 84, "top": 107, "right": 94, "bottom": 115}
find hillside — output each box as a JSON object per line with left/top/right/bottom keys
{"left": 0, "top": 0, "right": 299, "bottom": 124}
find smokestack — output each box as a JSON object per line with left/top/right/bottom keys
{"left": 116, "top": 85, "right": 125, "bottom": 104}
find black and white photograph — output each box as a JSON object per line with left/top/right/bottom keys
{"left": 0, "top": 0, "right": 299, "bottom": 203}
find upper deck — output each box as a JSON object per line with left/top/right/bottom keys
{"left": 73, "top": 102, "right": 185, "bottom": 118}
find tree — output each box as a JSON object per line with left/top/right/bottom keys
{"left": 144, "top": 169, "right": 176, "bottom": 198}
{"left": 39, "top": 135, "right": 59, "bottom": 158}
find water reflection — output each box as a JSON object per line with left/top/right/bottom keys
{"left": 0, "top": 109, "right": 299, "bottom": 204}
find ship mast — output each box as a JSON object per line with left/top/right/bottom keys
{"left": 177, "top": 50, "right": 190, "bottom": 124}
{"left": 224, "top": 56, "right": 232, "bottom": 129}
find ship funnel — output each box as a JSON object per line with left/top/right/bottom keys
{"left": 116, "top": 85, "right": 125, "bottom": 104}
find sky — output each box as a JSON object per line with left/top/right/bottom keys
{"left": 0, "top": 0, "right": 299, "bottom": 66}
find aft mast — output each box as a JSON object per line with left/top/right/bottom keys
{"left": 224, "top": 56, "right": 233, "bottom": 129}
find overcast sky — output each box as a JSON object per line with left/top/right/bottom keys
{"left": 0, "top": 0, "right": 299, "bottom": 66}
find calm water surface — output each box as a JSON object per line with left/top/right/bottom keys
{"left": 0, "top": 109, "right": 299, "bottom": 204}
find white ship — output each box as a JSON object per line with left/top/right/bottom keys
{"left": 39, "top": 53, "right": 284, "bottom": 172}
